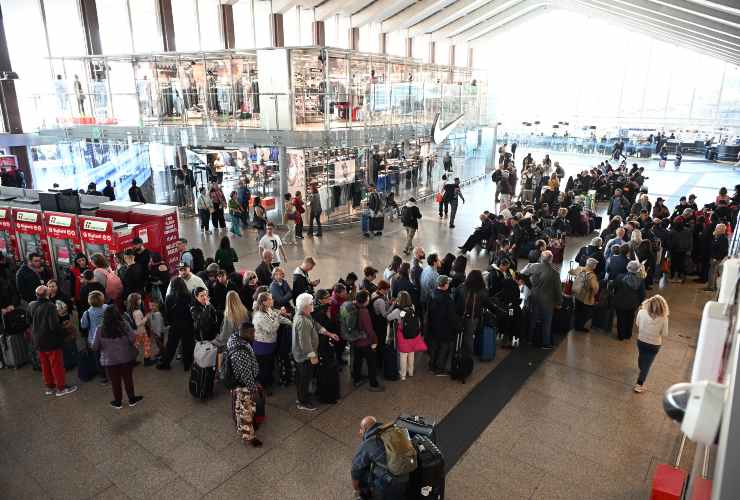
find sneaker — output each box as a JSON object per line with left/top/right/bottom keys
{"left": 55, "top": 385, "right": 78, "bottom": 397}
{"left": 400, "top": 376, "right": 406, "bottom": 381}
{"left": 44, "top": 388, "right": 56, "bottom": 396}
{"left": 541, "top": 345, "right": 554, "bottom": 350}
{"left": 449, "top": 224, "right": 455, "bottom": 228}
{"left": 297, "top": 403, "right": 317, "bottom": 412}
{"left": 129, "top": 396, "right": 144, "bottom": 407}
{"left": 249, "top": 438, "right": 263, "bottom": 447}
{"left": 110, "top": 400, "right": 123, "bottom": 409}
{"left": 633, "top": 384, "right": 645, "bottom": 393}
{"left": 368, "top": 385, "right": 385, "bottom": 392}
{"left": 353, "top": 379, "right": 367, "bottom": 388}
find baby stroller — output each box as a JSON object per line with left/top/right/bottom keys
{"left": 385, "top": 192, "right": 400, "bottom": 221}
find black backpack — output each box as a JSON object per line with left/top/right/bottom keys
{"left": 189, "top": 248, "right": 205, "bottom": 274}
{"left": 400, "top": 307, "right": 420, "bottom": 339}
{"left": 401, "top": 206, "right": 414, "bottom": 226}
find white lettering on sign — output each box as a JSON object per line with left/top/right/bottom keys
{"left": 16, "top": 211, "right": 38, "bottom": 223}
{"left": 82, "top": 219, "right": 108, "bottom": 232}
{"left": 139, "top": 229, "right": 148, "bottom": 244}
{"left": 48, "top": 215, "right": 73, "bottom": 227}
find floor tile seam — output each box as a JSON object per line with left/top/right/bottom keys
{"left": 544, "top": 356, "right": 672, "bottom": 390}
{"left": 88, "top": 484, "right": 129, "bottom": 500}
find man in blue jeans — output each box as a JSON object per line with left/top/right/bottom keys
{"left": 521, "top": 251, "right": 563, "bottom": 349}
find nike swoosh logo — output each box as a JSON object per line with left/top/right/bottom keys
{"left": 432, "top": 112, "right": 465, "bottom": 144}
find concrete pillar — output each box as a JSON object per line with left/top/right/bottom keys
{"left": 156, "top": 0, "right": 176, "bottom": 51}
{"left": 379, "top": 32, "right": 387, "bottom": 54}
{"left": 448, "top": 45, "right": 455, "bottom": 67}
{"left": 0, "top": 4, "right": 30, "bottom": 185}
{"left": 405, "top": 37, "right": 412, "bottom": 58}
{"left": 277, "top": 145, "right": 288, "bottom": 223}
{"left": 312, "top": 21, "right": 325, "bottom": 46}
{"left": 270, "top": 13, "right": 284, "bottom": 48}
{"left": 468, "top": 47, "right": 473, "bottom": 68}
{"left": 349, "top": 27, "right": 359, "bottom": 51}
{"left": 79, "top": 0, "right": 102, "bottom": 55}
{"left": 428, "top": 41, "right": 435, "bottom": 64}
{"left": 219, "top": 3, "right": 235, "bottom": 50}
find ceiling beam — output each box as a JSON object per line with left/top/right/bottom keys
{"left": 577, "top": 0, "right": 740, "bottom": 50}
{"left": 381, "top": 0, "right": 459, "bottom": 33}
{"left": 468, "top": 4, "right": 549, "bottom": 44}
{"left": 572, "top": 0, "right": 740, "bottom": 55}
{"left": 646, "top": 0, "right": 740, "bottom": 27}
{"left": 315, "top": 0, "right": 360, "bottom": 20}
{"left": 569, "top": 0, "right": 740, "bottom": 64}
{"left": 272, "top": 0, "right": 324, "bottom": 15}
{"left": 350, "top": 0, "right": 417, "bottom": 27}
{"left": 429, "top": 0, "right": 528, "bottom": 41}
{"left": 451, "top": 1, "right": 548, "bottom": 43}
{"left": 407, "top": 0, "right": 492, "bottom": 36}
{"left": 345, "top": 0, "right": 376, "bottom": 16}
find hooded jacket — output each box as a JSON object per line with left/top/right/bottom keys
{"left": 521, "top": 262, "right": 562, "bottom": 310}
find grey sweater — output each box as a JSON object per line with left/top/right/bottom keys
{"left": 292, "top": 313, "right": 324, "bottom": 363}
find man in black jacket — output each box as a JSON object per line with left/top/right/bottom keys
{"left": 255, "top": 250, "right": 273, "bottom": 287}
{"left": 427, "top": 275, "right": 462, "bottom": 375}
{"left": 292, "top": 257, "right": 319, "bottom": 297}
{"left": 16, "top": 253, "right": 45, "bottom": 304}
{"left": 400, "top": 197, "right": 422, "bottom": 255}
{"left": 29, "top": 285, "right": 77, "bottom": 397}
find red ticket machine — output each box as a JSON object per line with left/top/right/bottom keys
{"left": 12, "top": 207, "right": 51, "bottom": 264}
{"left": 0, "top": 206, "right": 18, "bottom": 262}
{"left": 78, "top": 216, "right": 137, "bottom": 269}
{"left": 44, "top": 212, "right": 83, "bottom": 294}
{"left": 96, "top": 200, "right": 143, "bottom": 224}
{"left": 129, "top": 204, "right": 180, "bottom": 274}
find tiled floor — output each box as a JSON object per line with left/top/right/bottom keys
{"left": 0, "top": 152, "right": 735, "bottom": 499}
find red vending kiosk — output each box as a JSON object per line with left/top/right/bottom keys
{"left": 96, "top": 200, "right": 143, "bottom": 224}
{"left": 129, "top": 204, "right": 180, "bottom": 273}
{"left": 12, "top": 207, "right": 51, "bottom": 264}
{"left": 0, "top": 206, "right": 17, "bottom": 262}
{"left": 78, "top": 216, "right": 137, "bottom": 269}
{"left": 44, "top": 211, "right": 83, "bottom": 294}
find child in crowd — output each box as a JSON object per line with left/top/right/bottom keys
{"left": 80, "top": 290, "right": 109, "bottom": 383}
{"left": 147, "top": 300, "right": 166, "bottom": 362}
{"left": 124, "top": 293, "right": 152, "bottom": 366}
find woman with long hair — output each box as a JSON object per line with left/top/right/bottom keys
{"left": 215, "top": 236, "right": 239, "bottom": 274}
{"left": 216, "top": 291, "right": 250, "bottom": 348}
{"left": 92, "top": 306, "right": 143, "bottom": 409}
{"left": 386, "top": 291, "right": 426, "bottom": 380}
{"left": 455, "top": 270, "right": 495, "bottom": 355}
{"left": 252, "top": 291, "right": 292, "bottom": 392}
{"left": 124, "top": 292, "right": 152, "bottom": 365}
{"left": 633, "top": 295, "right": 669, "bottom": 393}
{"left": 157, "top": 277, "right": 195, "bottom": 371}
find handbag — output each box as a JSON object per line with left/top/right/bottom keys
{"left": 194, "top": 340, "right": 218, "bottom": 368}
{"left": 661, "top": 258, "right": 670, "bottom": 274}
{"left": 434, "top": 192, "right": 443, "bottom": 204}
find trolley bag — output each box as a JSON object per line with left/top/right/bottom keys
{"left": 407, "top": 435, "right": 445, "bottom": 500}
{"left": 0, "top": 333, "right": 29, "bottom": 368}
{"left": 478, "top": 321, "right": 496, "bottom": 362}
{"left": 62, "top": 341, "right": 78, "bottom": 370}
{"left": 77, "top": 349, "right": 98, "bottom": 382}
{"left": 317, "top": 338, "right": 340, "bottom": 404}
{"left": 2, "top": 308, "right": 28, "bottom": 335}
{"left": 396, "top": 415, "right": 438, "bottom": 444}
{"left": 370, "top": 215, "right": 385, "bottom": 233}
{"left": 189, "top": 363, "right": 215, "bottom": 400}
{"left": 361, "top": 212, "right": 371, "bottom": 235}
{"left": 450, "top": 331, "right": 473, "bottom": 383}
{"left": 651, "top": 435, "right": 687, "bottom": 500}
{"left": 552, "top": 296, "right": 574, "bottom": 337}
{"left": 591, "top": 304, "right": 612, "bottom": 332}
{"left": 383, "top": 329, "right": 400, "bottom": 381}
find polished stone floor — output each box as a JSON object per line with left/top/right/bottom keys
{"left": 0, "top": 152, "right": 735, "bottom": 499}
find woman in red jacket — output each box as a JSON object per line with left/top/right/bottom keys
{"left": 292, "top": 191, "right": 305, "bottom": 240}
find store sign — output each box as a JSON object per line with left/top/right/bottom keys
{"left": 431, "top": 112, "right": 465, "bottom": 144}
{"left": 16, "top": 211, "right": 38, "bottom": 223}
{"left": 0, "top": 209, "right": 6, "bottom": 219}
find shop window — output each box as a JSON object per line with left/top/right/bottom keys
{"left": 97, "top": 0, "right": 133, "bottom": 54}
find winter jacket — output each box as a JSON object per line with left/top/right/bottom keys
{"left": 669, "top": 226, "right": 693, "bottom": 253}
{"left": 711, "top": 234, "right": 729, "bottom": 260}
{"left": 269, "top": 279, "right": 293, "bottom": 309}
{"left": 606, "top": 255, "right": 629, "bottom": 280}
{"left": 226, "top": 332, "right": 259, "bottom": 391}
{"left": 28, "top": 298, "right": 65, "bottom": 352}
{"left": 401, "top": 201, "right": 422, "bottom": 229}
{"left": 308, "top": 191, "right": 322, "bottom": 215}
{"left": 92, "top": 322, "right": 136, "bottom": 366}
{"left": 521, "top": 262, "right": 562, "bottom": 310}
{"left": 426, "top": 288, "right": 462, "bottom": 342}
{"left": 191, "top": 302, "right": 219, "bottom": 342}
{"left": 292, "top": 266, "right": 313, "bottom": 297}
{"left": 351, "top": 421, "right": 408, "bottom": 494}
{"left": 292, "top": 312, "right": 323, "bottom": 363}
{"left": 611, "top": 273, "right": 646, "bottom": 310}
{"left": 16, "top": 264, "right": 43, "bottom": 304}
{"left": 419, "top": 266, "right": 439, "bottom": 305}
{"left": 252, "top": 309, "right": 292, "bottom": 355}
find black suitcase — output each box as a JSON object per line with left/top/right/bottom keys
{"left": 383, "top": 335, "right": 399, "bottom": 381}
{"left": 552, "top": 297, "right": 574, "bottom": 337}
{"left": 591, "top": 305, "right": 612, "bottom": 332}
{"left": 396, "top": 415, "right": 438, "bottom": 444}
{"left": 370, "top": 216, "right": 384, "bottom": 233}
{"left": 0, "top": 333, "right": 29, "bottom": 368}
{"left": 450, "top": 331, "right": 473, "bottom": 383}
{"left": 407, "top": 435, "right": 445, "bottom": 500}
{"left": 189, "top": 364, "right": 215, "bottom": 400}
{"left": 2, "top": 309, "right": 28, "bottom": 335}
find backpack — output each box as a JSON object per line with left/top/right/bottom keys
{"left": 104, "top": 269, "right": 123, "bottom": 301}
{"left": 189, "top": 248, "right": 205, "bottom": 274}
{"left": 2, "top": 308, "right": 28, "bottom": 335}
{"left": 400, "top": 307, "right": 420, "bottom": 340}
{"left": 339, "top": 301, "right": 364, "bottom": 342}
{"left": 220, "top": 345, "right": 244, "bottom": 389}
{"left": 572, "top": 270, "right": 590, "bottom": 296}
{"left": 377, "top": 424, "right": 418, "bottom": 476}
{"left": 401, "top": 206, "right": 414, "bottom": 226}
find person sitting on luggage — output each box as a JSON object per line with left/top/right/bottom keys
{"left": 227, "top": 322, "right": 263, "bottom": 447}
{"left": 351, "top": 416, "right": 409, "bottom": 500}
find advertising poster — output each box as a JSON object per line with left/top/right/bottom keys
{"left": 335, "top": 159, "right": 355, "bottom": 185}
{"left": 0, "top": 155, "right": 18, "bottom": 168}
{"left": 287, "top": 148, "right": 306, "bottom": 195}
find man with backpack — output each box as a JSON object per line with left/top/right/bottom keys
{"left": 400, "top": 197, "right": 422, "bottom": 255}
{"left": 351, "top": 416, "right": 411, "bottom": 499}
{"left": 340, "top": 290, "right": 383, "bottom": 392}
{"left": 569, "top": 258, "right": 600, "bottom": 332}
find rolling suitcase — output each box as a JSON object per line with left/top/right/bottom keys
{"left": 396, "top": 415, "right": 438, "bottom": 444}
{"left": 407, "top": 435, "right": 445, "bottom": 500}
{"left": 0, "top": 333, "right": 29, "bottom": 368}
{"left": 591, "top": 305, "right": 612, "bottom": 332}
{"left": 63, "top": 341, "right": 78, "bottom": 370}
{"left": 189, "top": 364, "right": 215, "bottom": 400}
{"left": 77, "top": 349, "right": 98, "bottom": 382}
{"left": 317, "top": 339, "right": 340, "bottom": 404}
{"left": 450, "top": 331, "right": 473, "bottom": 383}
{"left": 383, "top": 341, "right": 399, "bottom": 381}
{"left": 254, "top": 388, "right": 266, "bottom": 428}
{"left": 552, "top": 296, "right": 574, "bottom": 336}
{"left": 370, "top": 215, "right": 384, "bottom": 234}
{"left": 478, "top": 323, "right": 496, "bottom": 362}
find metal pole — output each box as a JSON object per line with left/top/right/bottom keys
{"left": 125, "top": 0, "right": 135, "bottom": 52}
{"left": 277, "top": 145, "right": 288, "bottom": 223}
{"left": 195, "top": 0, "right": 202, "bottom": 51}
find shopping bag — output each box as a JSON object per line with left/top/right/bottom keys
{"left": 434, "top": 192, "right": 443, "bottom": 203}
{"left": 659, "top": 274, "right": 668, "bottom": 290}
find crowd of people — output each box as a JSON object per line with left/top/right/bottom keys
{"left": 1, "top": 143, "right": 738, "bottom": 498}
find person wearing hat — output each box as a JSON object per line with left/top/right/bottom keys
{"left": 610, "top": 259, "right": 646, "bottom": 341}
{"left": 575, "top": 237, "right": 605, "bottom": 280}
{"left": 426, "top": 275, "right": 462, "bottom": 375}
{"left": 168, "top": 261, "right": 206, "bottom": 295}
{"left": 569, "top": 258, "right": 600, "bottom": 332}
